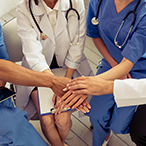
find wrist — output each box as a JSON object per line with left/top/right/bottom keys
{"left": 105, "top": 80, "right": 114, "bottom": 95}
{"left": 44, "top": 73, "right": 56, "bottom": 88}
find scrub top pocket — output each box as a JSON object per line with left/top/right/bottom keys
{"left": 96, "top": 59, "right": 111, "bottom": 75}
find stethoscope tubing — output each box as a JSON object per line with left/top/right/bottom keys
{"left": 29, "top": 0, "right": 80, "bottom": 33}
{"left": 29, "top": 0, "right": 43, "bottom": 34}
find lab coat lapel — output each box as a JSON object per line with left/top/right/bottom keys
{"left": 55, "top": 10, "right": 67, "bottom": 37}
{"left": 40, "top": 14, "right": 55, "bottom": 44}
{"left": 55, "top": 0, "right": 68, "bottom": 37}
{"left": 32, "top": 0, "right": 55, "bottom": 45}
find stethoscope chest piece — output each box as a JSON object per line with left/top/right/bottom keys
{"left": 91, "top": 17, "right": 99, "bottom": 25}
{"left": 40, "top": 33, "right": 48, "bottom": 40}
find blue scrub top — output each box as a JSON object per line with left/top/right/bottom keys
{"left": 86, "top": 0, "right": 146, "bottom": 79}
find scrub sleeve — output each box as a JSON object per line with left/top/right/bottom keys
{"left": 0, "top": 100, "right": 47, "bottom": 146}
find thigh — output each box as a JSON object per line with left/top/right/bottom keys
{"left": 31, "top": 90, "right": 55, "bottom": 125}
{"left": 87, "top": 94, "right": 115, "bottom": 128}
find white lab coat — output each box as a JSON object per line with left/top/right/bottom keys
{"left": 114, "top": 79, "right": 146, "bottom": 107}
{"left": 16, "top": 0, "right": 93, "bottom": 119}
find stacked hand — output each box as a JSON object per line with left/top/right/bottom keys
{"left": 54, "top": 90, "right": 91, "bottom": 114}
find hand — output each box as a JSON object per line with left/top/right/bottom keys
{"left": 76, "top": 100, "right": 91, "bottom": 113}
{"left": 58, "top": 90, "right": 91, "bottom": 110}
{"left": 120, "top": 73, "right": 132, "bottom": 80}
{"left": 51, "top": 76, "right": 71, "bottom": 97}
{"left": 52, "top": 94, "right": 61, "bottom": 108}
{"left": 54, "top": 99, "right": 91, "bottom": 115}
{"left": 65, "top": 76, "right": 113, "bottom": 95}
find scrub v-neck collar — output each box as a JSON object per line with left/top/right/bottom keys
{"left": 111, "top": 0, "right": 137, "bottom": 16}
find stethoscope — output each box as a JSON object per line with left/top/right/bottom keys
{"left": 29, "top": 0, "right": 80, "bottom": 45}
{"left": 91, "top": 0, "right": 141, "bottom": 49}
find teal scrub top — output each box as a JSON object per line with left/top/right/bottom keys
{"left": 86, "top": 0, "right": 146, "bottom": 78}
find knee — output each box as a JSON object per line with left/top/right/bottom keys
{"left": 55, "top": 114, "right": 72, "bottom": 130}
{"left": 40, "top": 115, "right": 55, "bottom": 130}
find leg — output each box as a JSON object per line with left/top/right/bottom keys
{"left": 87, "top": 94, "right": 114, "bottom": 146}
{"left": 109, "top": 104, "right": 136, "bottom": 134}
{"left": 0, "top": 104, "right": 47, "bottom": 146}
{"left": 130, "top": 105, "right": 146, "bottom": 146}
{"left": 31, "top": 90, "right": 64, "bottom": 146}
{"left": 55, "top": 111, "right": 72, "bottom": 143}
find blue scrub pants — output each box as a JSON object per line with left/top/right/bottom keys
{"left": 87, "top": 60, "right": 136, "bottom": 146}
{"left": 0, "top": 99, "right": 47, "bottom": 146}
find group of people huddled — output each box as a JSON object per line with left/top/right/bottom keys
{"left": 0, "top": 0, "right": 146, "bottom": 146}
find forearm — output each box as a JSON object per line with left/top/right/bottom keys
{"left": 65, "top": 67, "right": 75, "bottom": 78}
{"left": 0, "top": 60, "right": 54, "bottom": 88}
{"left": 43, "top": 69, "right": 54, "bottom": 75}
{"left": 0, "top": 80, "right": 6, "bottom": 87}
{"left": 93, "top": 38, "right": 118, "bottom": 67}
{"left": 98, "top": 57, "right": 134, "bottom": 80}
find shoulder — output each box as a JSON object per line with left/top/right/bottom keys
{"left": 137, "top": 1, "right": 146, "bottom": 16}
{"left": 72, "top": 0, "right": 85, "bottom": 13}
{"left": 89, "top": 0, "right": 101, "bottom": 6}
{"left": 17, "top": 0, "right": 29, "bottom": 12}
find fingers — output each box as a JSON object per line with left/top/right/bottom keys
{"left": 54, "top": 100, "right": 65, "bottom": 115}
{"left": 75, "top": 101, "right": 91, "bottom": 113}
{"left": 59, "top": 90, "right": 72, "bottom": 103}
{"left": 71, "top": 89, "right": 88, "bottom": 95}
{"left": 52, "top": 94, "right": 57, "bottom": 105}
{"left": 71, "top": 95, "right": 90, "bottom": 109}
{"left": 127, "top": 73, "right": 132, "bottom": 78}
{"left": 83, "top": 100, "right": 91, "bottom": 109}
{"left": 65, "top": 94, "right": 84, "bottom": 109}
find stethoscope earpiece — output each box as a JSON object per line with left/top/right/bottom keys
{"left": 91, "top": 17, "right": 99, "bottom": 25}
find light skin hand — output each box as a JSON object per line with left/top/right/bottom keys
{"left": 66, "top": 76, "right": 114, "bottom": 96}
{"left": 120, "top": 73, "right": 132, "bottom": 80}
{"left": 76, "top": 100, "right": 91, "bottom": 113}
{"left": 54, "top": 97, "right": 91, "bottom": 115}
{"left": 56, "top": 90, "right": 91, "bottom": 111}
{"left": 52, "top": 93, "right": 61, "bottom": 108}
{"left": 51, "top": 76, "right": 70, "bottom": 97}
{"left": 43, "top": 69, "right": 70, "bottom": 97}
{"left": 54, "top": 67, "right": 91, "bottom": 114}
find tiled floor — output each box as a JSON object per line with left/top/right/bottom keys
{"left": 0, "top": 1, "right": 137, "bottom": 146}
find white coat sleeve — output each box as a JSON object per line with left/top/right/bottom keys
{"left": 114, "top": 79, "right": 146, "bottom": 107}
{"left": 65, "top": 0, "right": 86, "bottom": 69}
{"left": 16, "top": 3, "right": 49, "bottom": 72}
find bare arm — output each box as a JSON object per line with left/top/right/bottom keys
{"left": 65, "top": 67, "right": 75, "bottom": 79}
{"left": 0, "top": 59, "right": 69, "bottom": 97}
{"left": 98, "top": 57, "right": 134, "bottom": 80}
{"left": 93, "top": 38, "right": 118, "bottom": 67}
